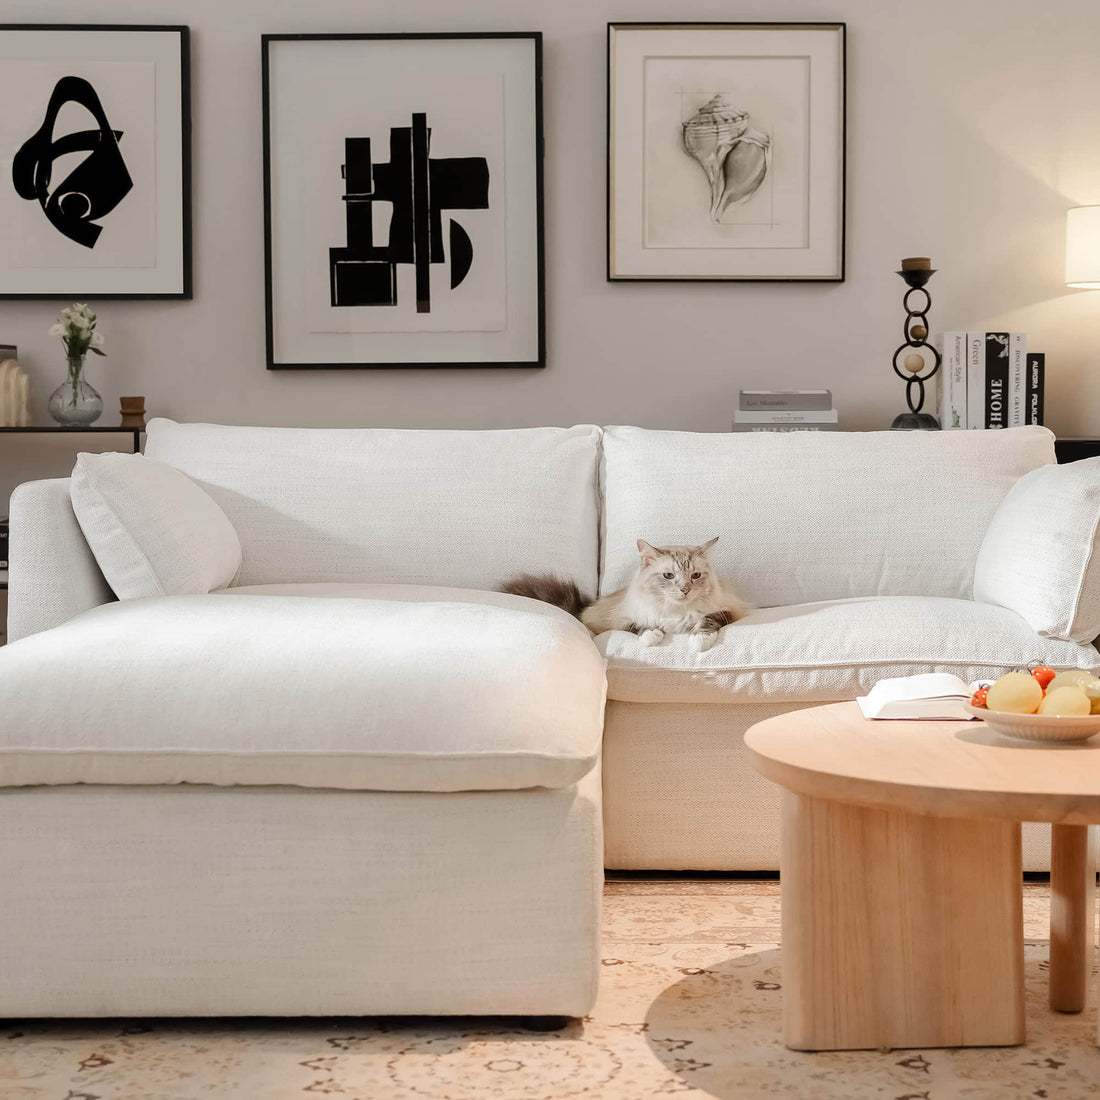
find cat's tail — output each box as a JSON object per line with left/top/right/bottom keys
{"left": 499, "top": 573, "right": 588, "bottom": 619}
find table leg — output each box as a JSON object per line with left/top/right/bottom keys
{"left": 1050, "top": 823, "right": 1095, "bottom": 1013}
{"left": 780, "top": 790, "right": 1025, "bottom": 1050}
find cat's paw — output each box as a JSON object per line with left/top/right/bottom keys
{"left": 639, "top": 628, "right": 666, "bottom": 647}
{"left": 690, "top": 631, "right": 718, "bottom": 653}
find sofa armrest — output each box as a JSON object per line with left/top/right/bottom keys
{"left": 7, "top": 478, "right": 114, "bottom": 643}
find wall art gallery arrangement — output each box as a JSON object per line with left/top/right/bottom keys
{"left": 607, "top": 22, "right": 846, "bottom": 283}
{"left": 0, "top": 21, "right": 849, "bottom": 368}
{"left": 0, "top": 23, "right": 191, "bottom": 299}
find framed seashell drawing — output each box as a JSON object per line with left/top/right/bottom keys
{"left": 608, "top": 23, "right": 845, "bottom": 282}
{"left": 263, "top": 33, "right": 545, "bottom": 369}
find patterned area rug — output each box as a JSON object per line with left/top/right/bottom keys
{"left": 3, "top": 881, "right": 1099, "bottom": 1099}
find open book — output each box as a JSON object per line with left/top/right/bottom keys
{"left": 857, "top": 673, "right": 982, "bottom": 720}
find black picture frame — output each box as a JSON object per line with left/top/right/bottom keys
{"left": 607, "top": 22, "right": 846, "bottom": 283}
{"left": 262, "top": 32, "right": 545, "bottom": 370}
{"left": 0, "top": 23, "right": 192, "bottom": 299}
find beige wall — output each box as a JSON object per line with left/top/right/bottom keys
{"left": 3, "top": 0, "right": 1100, "bottom": 507}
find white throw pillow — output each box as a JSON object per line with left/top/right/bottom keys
{"left": 973, "top": 457, "right": 1100, "bottom": 643}
{"left": 70, "top": 451, "right": 242, "bottom": 600}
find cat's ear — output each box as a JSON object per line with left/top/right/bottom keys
{"left": 637, "top": 539, "right": 659, "bottom": 565}
{"left": 698, "top": 536, "right": 719, "bottom": 555}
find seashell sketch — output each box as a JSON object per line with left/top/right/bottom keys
{"left": 682, "top": 95, "right": 771, "bottom": 222}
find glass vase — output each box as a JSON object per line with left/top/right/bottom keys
{"left": 48, "top": 355, "right": 102, "bottom": 426}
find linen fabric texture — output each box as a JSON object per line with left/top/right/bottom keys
{"left": 143, "top": 419, "right": 602, "bottom": 596}
{"left": 0, "top": 585, "right": 607, "bottom": 792}
{"left": 69, "top": 451, "right": 242, "bottom": 600}
{"left": 6, "top": 478, "right": 114, "bottom": 643}
{"left": 601, "top": 699, "right": 1055, "bottom": 874}
{"left": 0, "top": 776, "right": 603, "bottom": 1017}
{"left": 599, "top": 425, "right": 1057, "bottom": 605}
{"left": 596, "top": 595, "right": 1100, "bottom": 705}
{"left": 974, "top": 456, "right": 1100, "bottom": 643}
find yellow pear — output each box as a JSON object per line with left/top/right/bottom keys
{"left": 1047, "top": 670, "right": 1100, "bottom": 694}
{"left": 1037, "top": 686, "right": 1091, "bottom": 716}
{"left": 985, "top": 671, "right": 1044, "bottom": 715}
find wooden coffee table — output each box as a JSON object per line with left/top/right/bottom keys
{"left": 745, "top": 701, "right": 1099, "bottom": 1051}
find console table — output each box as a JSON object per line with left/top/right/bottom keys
{"left": 0, "top": 424, "right": 143, "bottom": 453}
{"left": 1055, "top": 438, "right": 1100, "bottom": 463}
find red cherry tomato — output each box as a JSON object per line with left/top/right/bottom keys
{"left": 1032, "top": 666, "right": 1056, "bottom": 690}
{"left": 970, "top": 687, "right": 988, "bottom": 708}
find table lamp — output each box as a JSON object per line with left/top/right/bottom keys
{"left": 1065, "top": 206, "right": 1100, "bottom": 288}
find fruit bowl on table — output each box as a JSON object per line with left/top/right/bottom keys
{"left": 964, "top": 705, "right": 1100, "bottom": 743}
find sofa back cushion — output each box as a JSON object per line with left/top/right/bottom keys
{"left": 143, "top": 419, "right": 601, "bottom": 593}
{"left": 599, "top": 425, "right": 1057, "bottom": 605}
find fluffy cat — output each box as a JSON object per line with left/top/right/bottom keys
{"left": 501, "top": 537, "right": 750, "bottom": 652}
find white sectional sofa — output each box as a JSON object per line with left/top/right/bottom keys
{"left": 4, "top": 419, "right": 1099, "bottom": 1018}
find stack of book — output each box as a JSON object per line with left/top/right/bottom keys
{"left": 733, "top": 390, "right": 838, "bottom": 432}
{"left": 937, "top": 332, "right": 1044, "bottom": 430}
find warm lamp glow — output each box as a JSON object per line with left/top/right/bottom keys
{"left": 1065, "top": 205, "right": 1100, "bottom": 288}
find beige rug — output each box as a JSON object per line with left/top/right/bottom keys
{"left": 3, "top": 880, "right": 1099, "bottom": 1099}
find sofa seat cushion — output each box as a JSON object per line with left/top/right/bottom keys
{"left": 0, "top": 585, "right": 606, "bottom": 791}
{"left": 595, "top": 595, "right": 1100, "bottom": 705}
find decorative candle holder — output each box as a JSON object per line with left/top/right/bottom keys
{"left": 890, "top": 257, "right": 942, "bottom": 430}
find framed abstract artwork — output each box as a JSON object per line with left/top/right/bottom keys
{"left": 0, "top": 24, "right": 191, "bottom": 299}
{"left": 608, "top": 22, "right": 845, "bottom": 283}
{"left": 262, "top": 32, "right": 545, "bottom": 369}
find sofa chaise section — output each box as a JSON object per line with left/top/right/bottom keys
{"left": 1, "top": 425, "right": 607, "bottom": 1019}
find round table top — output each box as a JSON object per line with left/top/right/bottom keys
{"left": 744, "top": 701, "right": 1100, "bottom": 825}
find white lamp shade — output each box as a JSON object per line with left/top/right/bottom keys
{"left": 1066, "top": 206, "right": 1100, "bottom": 288}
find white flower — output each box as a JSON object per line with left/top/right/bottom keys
{"left": 48, "top": 301, "right": 106, "bottom": 358}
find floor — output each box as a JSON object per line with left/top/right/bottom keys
{"left": 3, "top": 880, "right": 1098, "bottom": 1100}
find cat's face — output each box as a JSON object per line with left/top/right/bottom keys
{"left": 636, "top": 537, "right": 719, "bottom": 604}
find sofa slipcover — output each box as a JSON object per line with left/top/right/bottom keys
{"left": 0, "top": 585, "right": 606, "bottom": 792}
{"left": 0, "top": 776, "right": 604, "bottom": 1017}
{"left": 6, "top": 422, "right": 1091, "bottom": 891}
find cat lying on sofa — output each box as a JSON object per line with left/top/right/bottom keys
{"left": 502, "top": 536, "right": 751, "bottom": 651}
